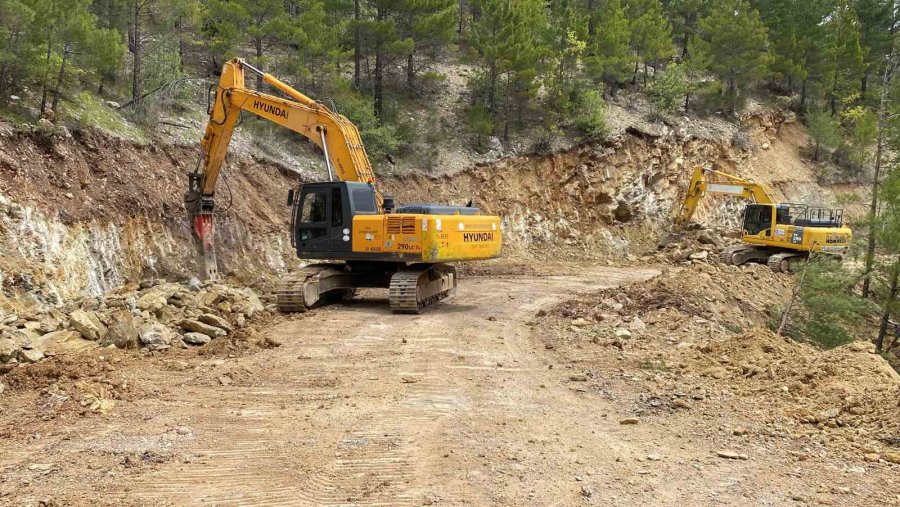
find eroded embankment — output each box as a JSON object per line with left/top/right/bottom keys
{"left": 0, "top": 127, "right": 297, "bottom": 309}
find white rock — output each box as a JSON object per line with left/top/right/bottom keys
{"left": 614, "top": 328, "right": 632, "bottom": 339}
{"left": 183, "top": 332, "right": 211, "bottom": 346}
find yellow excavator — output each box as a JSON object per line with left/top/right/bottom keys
{"left": 676, "top": 166, "right": 852, "bottom": 272}
{"left": 185, "top": 58, "right": 502, "bottom": 312}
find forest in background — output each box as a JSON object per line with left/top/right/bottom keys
{"left": 3, "top": 0, "right": 900, "bottom": 353}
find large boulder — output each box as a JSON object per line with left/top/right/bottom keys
{"left": 136, "top": 293, "right": 167, "bottom": 313}
{"left": 101, "top": 310, "right": 139, "bottom": 349}
{"left": 38, "top": 330, "right": 96, "bottom": 355}
{"left": 198, "top": 314, "right": 233, "bottom": 333}
{"left": 68, "top": 310, "right": 108, "bottom": 341}
{"left": 0, "top": 337, "right": 19, "bottom": 363}
{"left": 180, "top": 319, "right": 226, "bottom": 338}
{"left": 18, "top": 348, "right": 44, "bottom": 363}
{"left": 183, "top": 332, "right": 211, "bottom": 346}
{"left": 138, "top": 322, "right": 175, "bottom": 350}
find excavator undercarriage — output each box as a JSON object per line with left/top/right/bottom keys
{"left": 718, "top": 245, "right": 807, "bottom": 273}
{"left": 275, "top": 263, "right": 457, "bottom": 314}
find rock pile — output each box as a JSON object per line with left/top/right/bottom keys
{"left": 0, "top": 280, "right": 266, "bottom": 365}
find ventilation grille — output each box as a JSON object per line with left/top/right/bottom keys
{"left": 387, "top": 216, "right": 417, "bottom": 235}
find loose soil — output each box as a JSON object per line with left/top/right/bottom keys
{"left": 1, "top": 265, "right": 897, "bottom": 506}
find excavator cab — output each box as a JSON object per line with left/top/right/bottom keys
{"left": 289, "top": 181, "right": 378, "bottom": 258}
{"left": 742, "top": 204, "right": 774, "bottom": 237}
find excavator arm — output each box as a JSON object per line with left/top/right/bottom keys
{"left": 186, "top": 58, "right": 381, "bottom": 280}
{"left": 676, "top": 166, "right": 777, "bottom": 225}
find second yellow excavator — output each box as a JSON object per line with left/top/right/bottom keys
{"left": 676, "top": 166, "right": 852, "bottom": 272}
{"left": 185, "top": 58, "right": 502, "bottom": 312}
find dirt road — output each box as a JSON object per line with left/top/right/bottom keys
{"left": 1, "top": 266, "right": 897, "bottom": 506}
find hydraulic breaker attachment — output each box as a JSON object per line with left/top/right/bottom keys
{"left": 193, "top": 212, "right": 218, "bottom": 281}
{"left": 186, "top": 172, "right": 219, "bottom": 281}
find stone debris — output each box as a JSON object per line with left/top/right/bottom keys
{"left": 716, "top": 450, "right": 749, "bottom": 460}
{"left": 0, "top": 281, "right": 267, "bottom": 365}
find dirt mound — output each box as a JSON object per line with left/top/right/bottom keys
{"left": 674, "top": 328, "right": 900, "bottom": 445}
{"left": 555, "top": 261, "right": 792, "bottom": 334}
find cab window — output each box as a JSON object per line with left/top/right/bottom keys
{"left": 300, "top": 191, "right": 327, "bottom": 223}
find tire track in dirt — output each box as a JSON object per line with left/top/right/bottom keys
{"left": 5, "top": 267, "right": 660, "bottom": 506}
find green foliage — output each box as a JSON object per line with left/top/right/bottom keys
{"left": 824, "top": 2, "right": 865, "bottom": 115}
{"left": 841, "top": 105, "right": 877, "bottom": 174}
{"left": 625, "top": 0, "right": 673, "bottom": 82}
{"left": 545, "top": 1, "right": 588, "bottom": 118}
{"left": 689, "top": 0, "right": 769, "bottom": 114}
{"left": 584, "top": 0, "right": 631, "bottom": 90}
{"left": 782, "top": 257, "right": 869, "bottom": 349}
{"left": 571, "top": 88, "right": 607, "bottom": 139}
{"left": 806, "top": 108, "right": 841, "bottom": 161}
{"left": 465, "top": 104, "right": 494, "bottom": 151}
{"left": 326, "top": 79, "right": 401, "bottom": 161}
{"left": 647, "top": 62, "right": 687, "bottom": 116}
{"left": 469, "top": 0, "right": 547, "bottom": 138}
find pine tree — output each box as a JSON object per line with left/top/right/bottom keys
{"left": 625, "top": 0, "right": 673, "bottom": 85}
{"left": 469, "top": 0, "right": 547, "bottom": 138}
{"left": 282, "top": 0, "right": 346, "bottom": 88}
{"left": 690, "top": 0, "right": 769, "bottom": 114}
{"left": 0, "top": 0, "right": 39, "bottom": 104}
{"left": 874, "top": 164, "right": 900, "bottom": 351}
{"left": 585, "top": 0, "right": 631, "bottom": 94}
{"left": 824, "top": 1, "right": 865, "bottom": 115}
{"left": 663, "top": 0, "right": 709, "bottom": 58}
{"left": 400, "top": 0, "right": 457, "bottom": 90}
{"left": 754, "top": 0, "right": 832, "bottom": 111}
{"left": 546, "top": 0, "right": 588, "bottom": 117}
{"left": 29, "top": 0, "right": 124, "bottom": 116}
{"left": 806, "top": 108, "right": 841, "bottom": 161}
{"left": 856, "top": 0, "right": 895, "bottom": 99}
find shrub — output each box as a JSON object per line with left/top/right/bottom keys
{"left": 647, "top": 63, "right": 688, "bottom": 117}
{"left": 777, "top": 257, "right": 872, "bottom": 349}
{"left": 466, "top": 104, "right": 494, "bottom": 152}
{"left": 572, "top": 89, "right": 607, "bottom": 139}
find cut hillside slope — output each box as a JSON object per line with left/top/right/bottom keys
{"left": 0, "top": 109, "right": 855, "bottom": 311}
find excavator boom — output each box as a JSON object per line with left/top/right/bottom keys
{"left": 676, "top": 166, "right": 776, "bottom": 225}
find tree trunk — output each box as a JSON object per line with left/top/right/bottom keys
{"left": 354, "top": 0, "right": 361, "bottom": 89}
{"left": 406, "top": 51, "right": 415, "bottom": 91}
{"left": 487, "top": 62, "right": 497, "bottom": 113}
{"left": 255, "top": 37, "right": 264, "bottom": 90}
{"left": 40, "top": 6, "right": 56, "bottom": 116}
{"left": 800, "top": 78, "right": 808, "bottom": 113}
{"left": 632, "top": 60, "right": 639, "bottom": 85}
{"left": 131, "top": 0, "right": 143, "bottom": 102}
{"left": 814, "top": 140, "right": 820, "bottom": 162}
{"left": 503, "top": 72, "right": 510, "bottom": 142}
{"left": 876, "top": 256, "right": 900, "bottom": 353}
{"left": 373, "top": 5, "right": 384, "bottom": 120}
{"left": 587, "top": 0, "right": 596, "bottom": 38}
{"left": 777, "top": 255, "right": 813, "bottom": 336}
{"left": 50, "top": 43, "right": 71, "bottom": 113}
{"left": 863, "top": 51, "right": 895, "bottom": 298}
